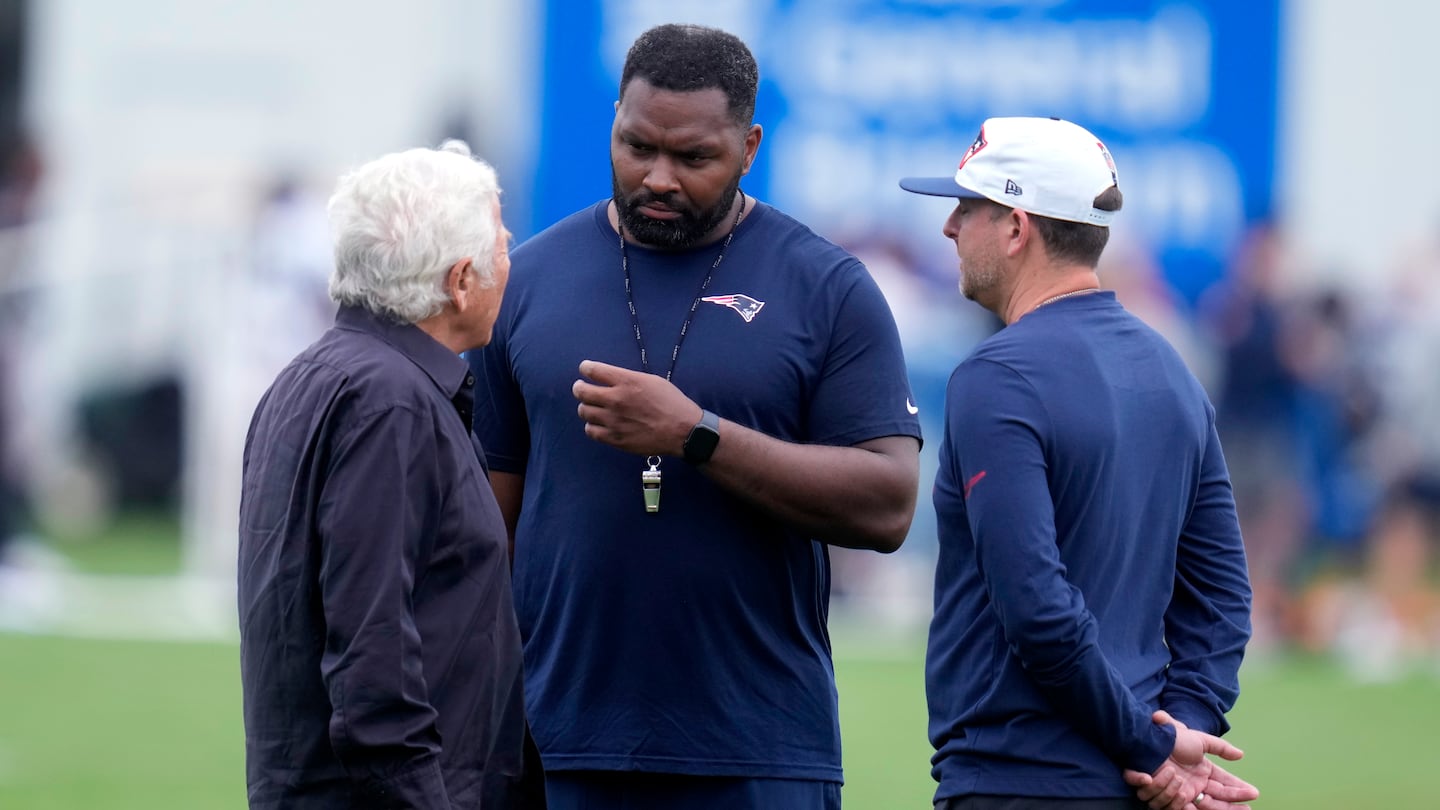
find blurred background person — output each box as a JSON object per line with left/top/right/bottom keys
{"left": 1197, "top": 222, "right": 1308, "bottom": 652}
{"left": 0, "top": 127, "right": 40, "bottom": 567}
{"left": 1277, "top": 287, "right": 1383, "bottom": 656}
{"left": 1309, "top": 220, "right": 1440, "bottom": 679}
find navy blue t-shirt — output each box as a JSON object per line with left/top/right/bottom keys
{"left": 927, "top": 292, "right": 1251, "bottom": 801}
{"left": 470, "top": 200, "right": 921, "bottom": 781}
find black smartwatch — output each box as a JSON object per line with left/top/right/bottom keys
{"left": 683, "top": 409, "right": 721, "bottom": 465}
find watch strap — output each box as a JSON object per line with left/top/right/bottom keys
{"left": 683, "top": 409, "right": 721, "bottom": 464}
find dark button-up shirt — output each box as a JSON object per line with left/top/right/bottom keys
{"left": 238, "top": 305, "right": 542, "bottom": 809}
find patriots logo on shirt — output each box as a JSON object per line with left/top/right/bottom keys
{"left": 701, "top": 293, "right": 766, "bottom": 323}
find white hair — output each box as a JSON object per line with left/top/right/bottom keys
{"left": 327, "top": 139, "right": 502, "bottom": 323}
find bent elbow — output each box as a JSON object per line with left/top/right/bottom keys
{"left": 875, "top": 481, "right": 919, "bottom": 553}
{"left": 867, "top": 509, "right": 915, "bottom": 554}
{"left": 871, "top": 535, "right": 905, "bottom": 555}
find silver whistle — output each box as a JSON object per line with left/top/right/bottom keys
{"left": 642, "top": 457, "right": 662, "bottom": 513}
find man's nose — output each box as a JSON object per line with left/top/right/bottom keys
{"left": 643, "top": 157, "right": 681, "bottom": 195}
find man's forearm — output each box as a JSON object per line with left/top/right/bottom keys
{"left": 699, "top": 427, "right": 919, "bottom": 551}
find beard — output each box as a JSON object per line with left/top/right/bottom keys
{"left": 958, "top": 247, "right": 1005, "bottom": 304}
{"left": 612, "top": 167, "right": 743, "bottom": 250}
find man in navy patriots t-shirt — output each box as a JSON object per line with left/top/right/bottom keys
{"left": 901, "top": 117, "right": 1260, "bottom": 810}
{"left": 468, "top": 23, "right": 923, "bottom": 810}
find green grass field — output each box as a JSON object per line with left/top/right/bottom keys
{"left": 2, "top": 629, "right": 1437, "bottom": 809}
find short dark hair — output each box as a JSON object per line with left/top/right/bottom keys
{"left": 1029, "top": 186, "right": 1123, "bottom": 266}
{"left": 619, "top": 24, "right": 758, "bottom": 128}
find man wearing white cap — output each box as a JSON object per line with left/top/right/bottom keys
{"left": 901, "top": 117, "right": 1259, "bottom": 810}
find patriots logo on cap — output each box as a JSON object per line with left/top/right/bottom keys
{"left": 701, "top": 293, "right": 765, "bottom": 323}
{"left": 957, "top": 127, "right": 988, "bottom": 171}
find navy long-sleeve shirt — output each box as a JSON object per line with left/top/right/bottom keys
{"left": 238, "top": 305, "right": 542, "bottom": 809}
{"left": 927, "top": 292, "right": 1252, "bottom": 801}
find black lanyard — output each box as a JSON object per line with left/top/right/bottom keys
{"left": 618, "top": 190, "right": 746, "bottom": 381}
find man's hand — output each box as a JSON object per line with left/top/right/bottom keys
{"left": 572, "top": 360, "right": 701, "bottom": 457}
{"left": 1123, "top": 711, "right": 1259, "bottom": 810}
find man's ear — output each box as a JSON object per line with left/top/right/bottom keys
{"left": 445, "top": 258, "right": 473, "bottom": 310}
{"left": 1005, "top": 209, "right": 1031, "bottom": 258}
{"left": 742, "top": 124, "right": 762, "bottom": 175}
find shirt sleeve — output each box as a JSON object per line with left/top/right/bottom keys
{"left": 948, "top": 358, "right": 1175, "bottom": 773}
{"left": 315, "top": 404, "right": 452, "bottom": 809}
{"left": 1162, "top": 414, "right": 1253, "bottom": 735}
{"left": 807, "top": 262, "right": 923, "bottom": 447}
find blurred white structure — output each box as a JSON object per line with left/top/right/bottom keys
{"left": 6, "top": 0, "right": 540, "bottom": 635}
{"left": 1279, "top": 1, "right": 1440, "bottom": 282}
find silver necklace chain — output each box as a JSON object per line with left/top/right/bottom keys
{"left": 619, "top": 189, "right": 746, "bottom": 381}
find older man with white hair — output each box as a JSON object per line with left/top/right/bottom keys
{"left": 238, "top": 140, "right": 544, "bottom": 809}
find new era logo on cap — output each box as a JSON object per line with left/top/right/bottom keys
{"left": 899, "top": 117, "right": 1119, "bottom": 227}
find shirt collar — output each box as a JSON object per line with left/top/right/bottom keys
{"left": 334, "top": 305, "right": 471, "bottom": 399}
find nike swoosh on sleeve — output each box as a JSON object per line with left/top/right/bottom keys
{"left": 963, "top": 471, "right": 987, "bottom": 499}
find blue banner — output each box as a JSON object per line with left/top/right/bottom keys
{"left": 532, "top": 0, "right": 1279, "bottom": 305}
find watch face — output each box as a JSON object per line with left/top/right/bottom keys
{"left": 684, "top": 412, "right": 721, "bottom": 464}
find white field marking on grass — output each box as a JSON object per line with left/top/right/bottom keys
{"left": 0, "top": 568, "right": 237, "bottom": 642}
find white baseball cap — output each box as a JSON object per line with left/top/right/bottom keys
{"left": 900, "top": 116, "right": 1120, "bottom": 226}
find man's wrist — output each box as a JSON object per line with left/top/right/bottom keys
{"left": 683, "top": 409, "right": 721, "bottom": 464}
